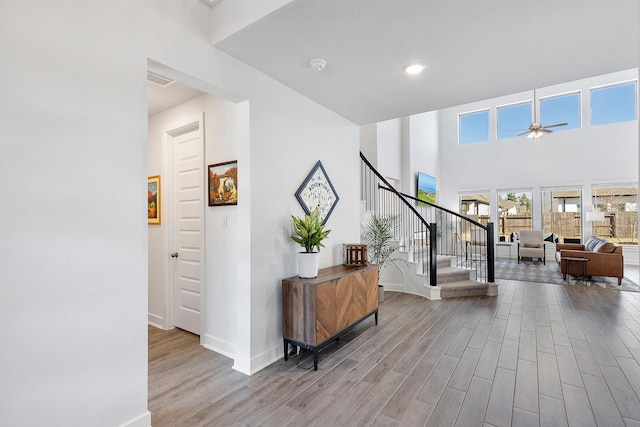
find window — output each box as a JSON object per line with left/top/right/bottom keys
{"left": 591, "top": 184, "right": 638, "bottom": 245}
{"left": 498, "top": 190, "right": 532, "bottom": 241}
{"left": 497, "top": 101, "right": 531, "bottom": 139}
{"left": 591, "top": 81, "right": 637, "bottom": 126}
{"left": 541, "top": 188, "right": 582, "bottom": 243}
{"left": 459, "top": 193, "right": 490, "bottom": 226}
{"left": 540, "top": 92, "right": 580, "bottom": 132}
{"left": 459, "top": 110, "right": 489, "bottom": 145}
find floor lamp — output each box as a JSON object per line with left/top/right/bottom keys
{"left": 586, "top": 211, "right": 605, "bottom": 237}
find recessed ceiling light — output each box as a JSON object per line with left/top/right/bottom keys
{"left": 403, "top": 62, "right": 426, "bottom": 75}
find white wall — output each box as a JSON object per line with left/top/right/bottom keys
{"left": 1, "top": 2, "right": 152, "bottom": 426}
{"left": 407, "top": 112, "right": 439, "bottom": 198}
{"left": 1, "top": 1, "right": 361, "bottom": 425}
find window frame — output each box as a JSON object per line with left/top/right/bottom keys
{"left": 590, "top": 80, "right": 638, "bottom": 127}
{"left": 497, "top": 188, "right": 534, "bottom": 241}
{"left": 539, "top": 90, "right": 582, "bottom": 132}
{"left": 496, "top": 100, "right": 532, "bottom": 140}
{"left": 458, "top": 109, "right": 490, "bottom": 145}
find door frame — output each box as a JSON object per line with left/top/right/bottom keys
{"left": 164, "top": 113, "right": 206, "bottom": 338}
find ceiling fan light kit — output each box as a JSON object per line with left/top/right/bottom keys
{"left": 516, "top": 89, "right": 568, "bottom": 138}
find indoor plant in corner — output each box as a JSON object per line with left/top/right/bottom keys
{"left": 362, "top": 215, "right": 401, "bottom": 302}
{"left": 291, "top": 207, "right": 331, "bottom": 278}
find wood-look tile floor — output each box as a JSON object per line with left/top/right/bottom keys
{"left": 149, "top": 279, "right": 640, "bottom": 427}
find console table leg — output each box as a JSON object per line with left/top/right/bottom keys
{"left": 375, "top": 310, "right": 378, "bottom": 325}
{"left": 313, "top": 348, "right": 318, "bottom": 371}
{"left": 283, "top": 339, "right": 288, "bottom": 361}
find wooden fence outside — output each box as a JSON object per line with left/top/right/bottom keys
{"left": 466, "top": 212, "right": 637, "bottom": 244}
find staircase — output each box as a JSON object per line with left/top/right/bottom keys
{"left": 360, "top": 152, "right": 497, "bottom": 300}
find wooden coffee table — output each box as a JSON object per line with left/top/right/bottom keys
{"left": 563, "top": 256, "right": 590, "bottom": 286}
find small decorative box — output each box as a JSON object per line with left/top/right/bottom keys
{"left": 344, "top": 244, "right": 368, "bottom": 266}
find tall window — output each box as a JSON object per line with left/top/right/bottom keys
{"left": 498, "top": 190, "right": 532, "bottom": 241}
{"left": 541, "top": 188, "right": 582, "bottom": 243}
{"left": 591, "top": 184, "right": 638, "bottom": 245}
{"left": 540, "top": 92, "right": 581, "bottom": 132}
{"left": 459, "top": 193, "right": 490, "bottom": 226}
{"left": 459, "top": 110, "right": 489, "bottom": 145}
{"left": 497, "top": 101, "right": 532, "bottom": 139}
{"left": 591, "top": 81, "right": 637, "bottom": 126}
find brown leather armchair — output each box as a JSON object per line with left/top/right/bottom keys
{"left": 555, "top": 237, "right": 624, "bottom": 285}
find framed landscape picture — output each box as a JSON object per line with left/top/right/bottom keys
{"left": 148, "top": 175, "right": 161, "bottom": 224}
{"left": 208, "top": 160, "right": 238, "bottom": 206}
{"left": 417, "top": 172, "right": 436, "bottom": 205}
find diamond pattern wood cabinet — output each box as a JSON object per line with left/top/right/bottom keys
{"left": 282, "top": 264, "right": 378, "bottom": 370}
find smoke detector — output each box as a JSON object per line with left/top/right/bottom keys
{"left": 310, "top": 59, "right": 326, "bottom": 72}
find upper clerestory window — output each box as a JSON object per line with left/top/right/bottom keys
{"left": 591, "top": 81, "right": 637, "bottom": 126}
{"left": 459, "top": 110, "right": 489, "bottom": 145}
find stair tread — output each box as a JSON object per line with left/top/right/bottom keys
{"left": 437, "top": 266, "right": 470, "bottom": 275}
{"left": 439, "top": 280, "right": 488, "bottom": 290}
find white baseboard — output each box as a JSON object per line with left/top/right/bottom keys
{"left": 120, "top": 410, "right": 151, "bottom": 427}
{"left": 148, "top": 313, "right": 165, "bottom": 329}
{"left": 232, "top": 343, "right": 283, "bottom": 376}
{"left": 202, "top": 334, "right": 237, "bottom": 360}
{"left": 424, "top": 285, "right": 441, "bottom": 300}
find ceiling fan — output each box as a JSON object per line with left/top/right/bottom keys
{"left": 515, "top": 90, "right": 567, "bottom": 138}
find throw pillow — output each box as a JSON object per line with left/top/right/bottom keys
{"left": 584, "top": 236, "right": 601, "bottom": 251}
{"left": 597, "top": 242, "right": 617, "bottom": 253}
{"left": 523, "top": 243, "right": 542, "bottom": 248}
{"left": 544, "top": 233, "right": 559, "bottom": 243}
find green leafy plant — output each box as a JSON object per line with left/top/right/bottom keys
{"left": 362, "top": 215, "right": 399, "bottom": 276}
{"left": 291, "top": 207, "right": 331, "bottom": 253}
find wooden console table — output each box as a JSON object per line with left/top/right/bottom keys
{"left": 282, "top": 264, "right": 379, "bottom": 371}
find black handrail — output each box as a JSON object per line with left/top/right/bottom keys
{"left": 360, "top": 151, "right": 495, "bottom": 284}
{"left": 386, "top": 186, "right": 487, "bottom": 230}
{"left": 361, "top": 154, "right": 430, "bottom": 231}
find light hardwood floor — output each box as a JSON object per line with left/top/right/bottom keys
{"left": 149, "top": 279, "right": 640, "bottom": 426}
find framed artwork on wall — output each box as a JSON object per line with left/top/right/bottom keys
{"left": 295, "top": 160, "right": 339, "bottom": 224}
{"left": 148, "top": 175, "right": 161, "bottom": 224}
{"left": 208, "top": 160, "right": 238, "bottom": 206}
{"left": 417, "top": 172, "right": 436, "bottom": 206}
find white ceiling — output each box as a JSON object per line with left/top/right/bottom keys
{"left": 214, "top": 0, "right": 639, "bottom": 125}
{"left": 148, "top": 0, "right": 638, "bottom": 125}
{"left": 147, "top": 80, "right": 205, "bottom": 116}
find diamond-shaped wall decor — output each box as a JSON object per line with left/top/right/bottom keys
{"left": 295, "top": 161, "right": 339, "bottom": 224}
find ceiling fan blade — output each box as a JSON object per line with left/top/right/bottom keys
{"left": 540, "top": 128, "right": 553, "bottom": 133}
{"left": 541, "top": 122, "right": 568, "bottom": 129}
{"left": 516, "top": 131, "right": 529, "bottom": 136}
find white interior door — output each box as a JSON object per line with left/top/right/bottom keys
{"left": 171, "top": 122, "right": 204, "bottom": 335}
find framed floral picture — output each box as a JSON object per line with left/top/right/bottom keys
{"left": 208, "top": 160, "right": 238, "bottom": 206}
{"left": 148, "top": 175, "right": 161, "bottom": 224}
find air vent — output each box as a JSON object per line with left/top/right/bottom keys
{"left": 147, "top": 71, "right": 174, "bottom": 87}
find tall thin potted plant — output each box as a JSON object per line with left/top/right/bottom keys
{"left": 291, "top": 207, "right": 331, "bottom": 278}
{"left": 362, "top": 215, "right": 400, "bottom": 302}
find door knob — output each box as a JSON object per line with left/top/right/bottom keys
{"left": 171, "top": 252, "right": 179, "bottom": 258}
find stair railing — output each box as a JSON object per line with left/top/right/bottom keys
{"left": 361, "top": 152, "right": 495, "bottom": 284}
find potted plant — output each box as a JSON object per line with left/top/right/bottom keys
{"left": 362, "top": 215, "right": 400, "bottom": 302}
{"left": 291, "top": 207, "right": 331, "bottom": 278}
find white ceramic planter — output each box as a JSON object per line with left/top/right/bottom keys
{"left": 297, "top": 252, "right": 320, "bottom": 278}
